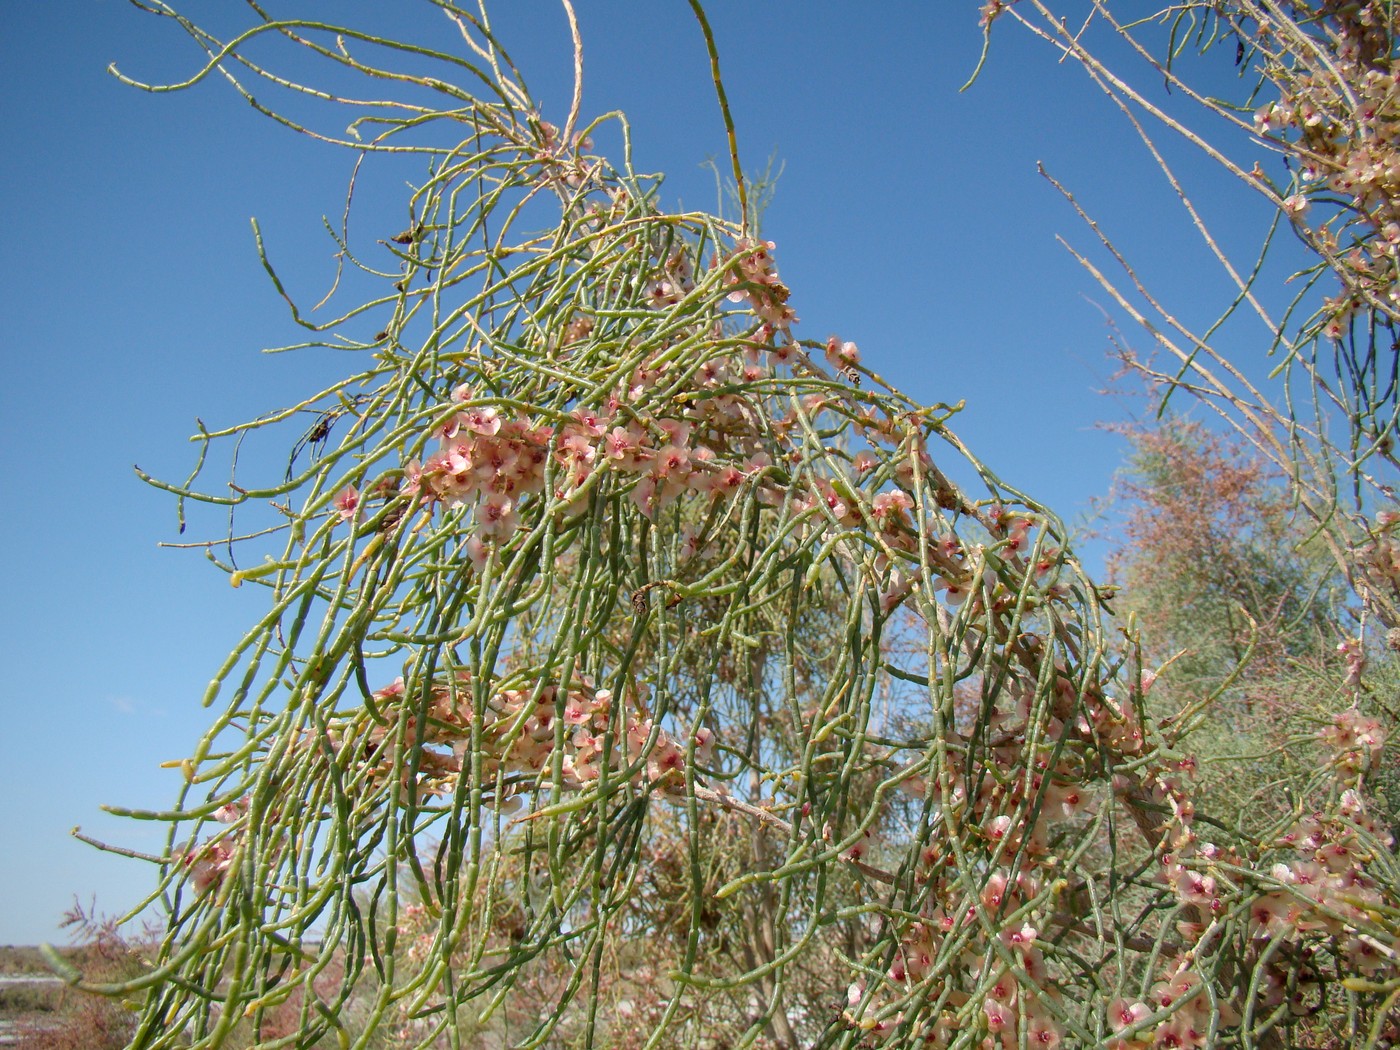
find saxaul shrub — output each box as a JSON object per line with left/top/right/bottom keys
{"left": 78, "top": 3, "right": 1398, "bottom": 1049}
{"left": 1247, "top": 3, "right": 1400, "bottom": 337}
{"left": 982, "top": 3, "right": 1400, "bottom": 1045}
{"left": 991, "top": 1, "right": 1400, "bottom": 626}
{"left": 1356, "top": 511, "right": 1400, "bottom": 620}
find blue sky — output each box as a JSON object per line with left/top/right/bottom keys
{"left": 0, "top": 2, "right": 1294, "bottom": 945}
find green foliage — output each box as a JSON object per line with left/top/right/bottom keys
{"left": 1108, "top": 418, "right": 1344, "bottom": 700}
{"left": 1104, "top": 418, "right": 1376, "bottom": 836}
{"left": 66, "top": 3, "right": 1400, "bottom": 1048}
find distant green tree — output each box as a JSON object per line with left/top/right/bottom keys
{"left": 1106, "top": 418, "right": 1345, "bottom": 716}
{"left": 1101, "top": 418, "right": 1366, "bottom": 834}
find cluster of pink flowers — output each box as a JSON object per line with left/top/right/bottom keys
{"left": 173, "top": 797, "right": 250, "bottom": 894}
{"left": 378, "top": 342, "right": 1060, "bottom": 622}
{"left": 1248, "top": 789, "right": 1397, "bottom": 996}
{"left": 1336, "top": 637, "right": 1368, "bottom": 691}
{"left": 1318, "top": 705, "right": 1388, "bottom": 779}
{"left": 646, "top": 247, "right": 697, "bottom": 309}
{"left": 1080, "top": 769, "right": 1248, "bottom": 1048}
{"left": 1106, "top": 962, "right": 1239, "bottom": 1050}
{"left": 479, "top": 679, "right": 716, "bottom": 792}
{"left": 345, "top": 673, "right": 716, "bottom": 807}
{"left": 175, "top": 839, "right": 235, "bottom": 896}
{"left": 1355, "top": 509, "right": 1400, "bottom": 608}
{"left": 871, "top": 498, "right": 1068, "bottom": 618}
{"left": 839, "top": 675, "right": 1113, "bottom": 1045}
{"left": 844, "top": 877, "right": 1065, "bottom": 1046}
{"left": 356, "top": 164, "right": 1400, "bottom": 1043}
{"left": 835, "top": 623, "right": 1400, "bottom": 1048}
{"left": 722, "top": 238, "right": 797, "bottom": 331}
{"left": 1131, "top": 711, "right": 1396, "bottom": 1036}
{"left": 823, "top": 334, "right": 861, "bottom": 376}
{"left": 889, "top": 732, "right": 1094, "bottom": 864}
{"left": 395, "top": 384, "right": 771, "bottom": 560}
{"left": 394, "top": 903, "right": 434, "bottom": 966}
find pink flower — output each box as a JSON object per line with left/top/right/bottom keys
{"left": 657, "top": 418, "right": 691, "bottom": 446}
{"left": 402, "top": 459, "right": 424, "bottom": 499}
{"left": 647, "top": 279, "right": 681, "bottom": 309}
{"left": 813, "top": 479, "right": 852, "bottom": 523}
{"left": 333, "top": 484, "right": 360, "bottom": 522}
{"left": 653, "top": 443, "right": 691, "bottom": 480}
{"left": 572, "top": 727, "right": 601, "bottom": 761}
{"left": 723, "top": 239, "right": 797, "bottom": 329}
{"left": 562, "top": 693, "right": 591, "bottom": 726}
{"left": 1026, "top": 1013, "right": 1061, "bottom": 1048}
{"left": 769, "top": 341, "right": 796, "bottom": 366}
{"left": 477, "top": 494, "right": 517, "bottom": 539}
{"left": 841, "top": 827, "right": 877, "bottom": 863}
{"left": 705, "top": 464, "right": 745, "bottom": 497}
{"left": 179, "top": 841, "right": 234, "bottom": 894}
{"left": 983, "top": 998, "right": 1013, "bottom": 1035}
{"left": 466, "top": 536, "right": 489, "bottom": 570}
{"left": 879, "top": 568, "right": 915, "bottom": 614}
{"left": 373, "top": 676, "right": 406, "bottom": 701}
{"left": 1004, "top": 525, "right": 1033, "bottom": 556}
{"left": 570, "top": 407, "right": 608, "bottom": 437}
{"left": 691, "top": 726, "right": 715, "bottom": 766}
{"left": 1254, "top": 101, "right": 1285, "bottom": 134}
{"left": 1000, "top": 922, "right": 1038, "bottom": 953}
{"left": 604, "top": 424, "right": 650, "bottom": 472}
{"left": 935, "top": 576, "right": 972, "bottom": 606}
{"left": 986, "top": 814, "right": 1015, "bottom": 843}
{"left": 696, "top": 356, "right": 728, "bottom": 386}
{"left": 1109, "top": 998, "right": 1150, "bottom": 1034}
{"left": 1173, "top": 868, "right": 1217, "bottom": 907}
{"left": 628, "top": 476, "right": 660, "bottom": 519}
{"left": 1042, "top": 780, "right": 1091, "bottom": 820}
{"left": 872, "top": 490, "right": 913, "bottom": 528}
{"left": 1319, "top": 707, "right": 1386, "bottom": 772}
{"left": 1151, "top": 968, "right": 1201, "bottom": 1011}
{"left": 556, "top": 430, "right": 598, "bottom": 484}
{"left": 625, "top": 718, "right": 654, "bottom": 761}
{"left": 461, "top": 405, "right": 501, "bottom": 437}
{"left": 1342, "top": 934, "right": 1391, "bottom": 975}
{"left": 213, "top": 797, "right": 249, "bottom": 824}
{"left": 980, "top": 872, "right": 1010, "bottom": 910}
{"left": 1336, "top": 638, "right": 1366, "bottom": 689}
{"left": 824, "top": 336, "right": 861, "bottom": 368}
{"left": 646, "top": 738, "right": 686, "bottom": 782}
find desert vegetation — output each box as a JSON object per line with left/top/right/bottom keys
{"left": 44, "top": 2, "right": 1400, "bottom": 1047}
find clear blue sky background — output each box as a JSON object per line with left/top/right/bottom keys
{"left": 0, "top": 2, "right": 1293, "bottom": 945}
